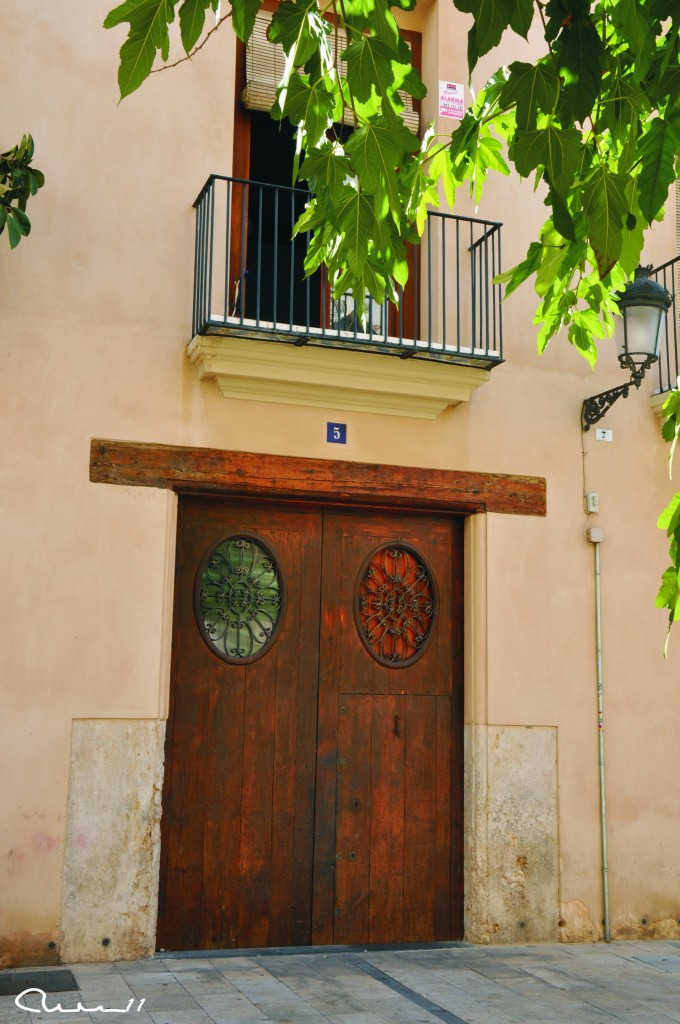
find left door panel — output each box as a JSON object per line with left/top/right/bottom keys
{"left": 157, "top": 497, "right": 323, "bottom": 951}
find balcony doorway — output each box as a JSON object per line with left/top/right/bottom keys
{"left": 240, "top": 111, "right": 322, "bottom": 329}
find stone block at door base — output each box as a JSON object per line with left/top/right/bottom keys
{"left": 464, "top": 723, "right": 559, "bottom": 944}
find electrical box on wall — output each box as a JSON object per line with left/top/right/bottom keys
{"left": 585, "top": 492, "right": 600, "bottom": 514}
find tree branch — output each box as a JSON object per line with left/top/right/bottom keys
{"left": 150, "top": 14, "right": 231, "bottom": 75}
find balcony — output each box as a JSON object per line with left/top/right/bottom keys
{"left": 651, "top": 255, "right": 680, "bottom": 399}
{"left": 188, "top": 175, "right": 504, "bottom": 418}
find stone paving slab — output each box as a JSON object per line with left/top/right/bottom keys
{"left": 3, "top": 941, "right": 680, "bottom": 1024}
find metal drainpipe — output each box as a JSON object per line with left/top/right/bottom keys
{"left": 587, "top": 527, "right": 611, "bottom": 942}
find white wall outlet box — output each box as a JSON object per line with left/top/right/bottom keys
{"left": 585, "top": 492, "right": 600, "bottom": 514}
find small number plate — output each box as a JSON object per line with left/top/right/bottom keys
{"left": 327, "top": 422, "right": 347, "bottom": 444}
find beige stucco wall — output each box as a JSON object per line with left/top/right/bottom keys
{"left": 2, "top": 0, "right": 679, "bottom": 964}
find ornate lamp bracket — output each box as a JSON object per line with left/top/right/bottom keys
{"left": 581, "top": 354, "right": 656, "bottom": 432}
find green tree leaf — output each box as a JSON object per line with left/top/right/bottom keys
{"left": 7, "top": 208, "right": 29, "bottom": 248}
{"left": 179, "top": 0, "right": 211, "bottom": 52}
{"left": 609, "top": 0, "right": 653, "bottom": 79}
{"left": 637, "top": 115, "right": 680, "bottom": 224}
{"left": 501, "top": 61, "right": 560, "bottom": 130}
{"left": 337, "top": 188, "right": 378, "bottom": 275}
{"left": 618, "top": 183, "right": 646, "bottom": 276}
{"left": 513, "top": 124, "right": 582, "bottom": 195}
{"left": 581, "top": 169, "right": 629, "bottom": 277}
{"left": 104, "top": 0, "right": 174, "bottom": 98}
{"left": 661, "top": 390, "right": 680, "bottom": 471}
{"left": 299, "top": 144, "right": 354, "bottom": 202}
{"left": 547, "top": 185, "right": 576, "bottom": 242}
{"left": 343, "top": 34, "right": 408, "bottom": 104}
{"left": 453, "top": 0, "right": 514, "bottom": 70}
{"left": 554, "top": 18, "right": 604, "bottom": 123}
{"left": 230, "top": 0, "right": 262, "bottom": 42}
{"left": 1, "top": 135, "right": 44, "bottom": 251}
{"left": 270, "top": 2, "right": 331, "bottom": 89}
{"left": 509, "top": 0, "right": 534, "bottom": 39}
{"left": 493, "top": 241, "right": 542, "bottom": 298}
{"left": 275, "top": 74, "right": 335, "bottom": 148}
{"left": 345, "top": 119, "right": 412, "bottom": 221}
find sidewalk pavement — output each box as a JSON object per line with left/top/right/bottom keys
{"left": 3, "top": 940, "right": 680, "bottom": 1024}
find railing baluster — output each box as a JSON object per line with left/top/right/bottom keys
{"left": 484, "top": 226, "right": 490, "bottom": 356}
{"left": 490, "top": 223, "right": 497, "bottom": 357}
{"left": 427, "top": 215, "right": 433, "bottom": 349}
{"left": 412, "top": 244, "right": 419, "bottom": 352}
{"left": 255, "top": 186, "right": 263, "bottom": 326}
{"left": 470, "top": 222, "right": 476, "bottom": 350}
{"left": 273, "top": 187, "right": 279, "bottom": 329}
{"left": 305, "top": 228, "right": 311, "bottom": 332}
{"left": 455, "top": 218, "right": 461, "bottom": 353}
{"left": 442, "top": 217, "right": 447, "bottom": 352}
{"left": 198, "top": 188, "right": 208, "bottom": 332}
{"left": 192, "top": 189, "right": 202, "bottom": 336}
{"left": 224, "top": 179, "right": 231, "bottom": 325}
{"left": 289, "top": 190, "right": 295, "bottom": 329}
{"left": 207, "top": 178, "right": 215, "bottom": 325}
{"left": 239, "top": 182, "right": 247, "bottom": 325}
{"left": 671, "top": 268, "right": 675, "bottom": 387}
{"left": 497, "top": 226, "right": 503, "bottom": 360}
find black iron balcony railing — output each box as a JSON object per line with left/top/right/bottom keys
{"left": 192, "top": 174, "right": 503, "bottom": 368}
{"left": 651, "top": 256, "right": 680, "bottom": 394}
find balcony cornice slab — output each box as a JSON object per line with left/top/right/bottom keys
{"left": 188, "top": 334, "right": 491, "bottom": 419}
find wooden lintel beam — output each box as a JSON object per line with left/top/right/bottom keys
{"left": 90, "top": 439, "right": 546, "bottom": 517}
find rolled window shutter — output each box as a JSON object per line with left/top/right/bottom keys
{"left": 241, "top": 13, "right": 285, "bottom": 112}
{"left": 242, "top": 11, "right": 419, "bottom": 134}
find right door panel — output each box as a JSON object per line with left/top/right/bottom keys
{"left": 313, "top": 509, "right": 464, "bottom": 944}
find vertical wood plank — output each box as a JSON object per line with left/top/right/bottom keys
{"left": 158, "top": 516, "right": 212, "bottom": 951}
{"left": 450, "top": 517, "right": 465, "bottom": 939}
{"left": 434, "top": 695, "right": 453, "bottom": 940}
{"left": 402, "top": 695, "right": 437, "bottom": 941}
{"left": 311, "top": 512, "right": 341, "bottom": 945}
{"left": 269, "top": 645, "right": 300, "bottom": 946}
{"left": 368, "top": 693, "right": 405, "bottom": 943}
{"left": 237, "top": 656, "right": 276, "bottom": 946}
{"left": 333, "top": 694, "right": 372, "bottom": 944}
{"left": 155, "top": 507, "right": 185, "bottom": 946}
{"left": 289, "top": 520, "right": 323, "bottom": 943}
{"left": 200, "top": 664, "right": 245, "bottom": 947}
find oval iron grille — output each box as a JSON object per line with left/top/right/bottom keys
{"left": 195, "top": 535, "right": 284, "bottom": 663}
{"left": 355, "top": 544, "right": 436, "bottom": 667}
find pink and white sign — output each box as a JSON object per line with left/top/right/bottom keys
{"left": 438, "top": 81, "right": 465, "bottom": 120}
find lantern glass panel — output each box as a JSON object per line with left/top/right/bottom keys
{"left": 616, "top": 304, "right": 664, "bottom": 361}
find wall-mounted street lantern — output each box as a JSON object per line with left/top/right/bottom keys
{"left": 581, "top": 265, "right": 673, "bottom": 431}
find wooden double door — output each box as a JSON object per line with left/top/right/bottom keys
{"left": 157, "top": 497, "right": 463, "bottom": 950}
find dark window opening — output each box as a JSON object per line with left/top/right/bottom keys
{"left": 244, "top": 112, "right": 321, "bottom": 328}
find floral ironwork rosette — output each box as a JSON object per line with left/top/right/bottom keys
{"left": 195, "top": 535, "right": 284, "bottom": 662}
{"left": 355, "top": 544, "right": 436, "bottom": 666}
